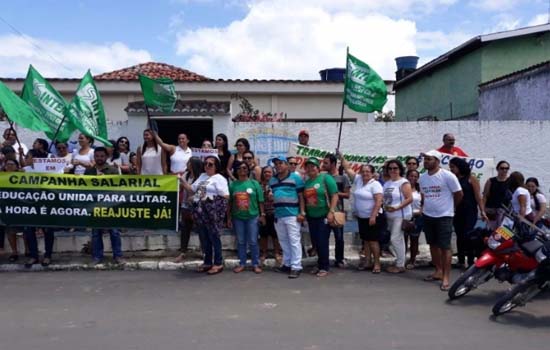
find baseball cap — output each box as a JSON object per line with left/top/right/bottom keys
{"left": 298, "top": 129, "right": 309, "bottom": 137}
{"left": 305, "top": 157, "right": 320, "bottom": 167}
{"left": 422, "top": 150, "right": 442, "bottom": 161}
{"left": 270, "top": 155, "right": 288, "bottom": 163}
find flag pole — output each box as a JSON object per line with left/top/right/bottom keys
{"left": 47, "top": 114, "right": 68, "bottom": 153}
{"left": 336, "top": 46, "right": 349, "bottom": 151}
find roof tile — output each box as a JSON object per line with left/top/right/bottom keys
{"left": 93, "top": 62, "right": 209, "bottom": 81}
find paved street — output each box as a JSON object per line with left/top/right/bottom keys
{"left": 1, "top": 268, "right": 549, "bottom": 350}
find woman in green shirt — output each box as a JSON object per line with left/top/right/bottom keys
{"left": 228, "top": 162, "right": 266, "bottom": 273}
{"left": 304, "top": 157, "right": 338, "bottom": 277}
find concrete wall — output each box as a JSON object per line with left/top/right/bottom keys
{"left": 481, "top": 32, "right": 550, "bottom": 83}
{"left": 395, "top": 50, "right": 482, "bottom": 121}
{"left": 479, "top": 68, "right": 550, "bottom": 120}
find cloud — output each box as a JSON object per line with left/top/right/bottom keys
{"left": 528, "top": 13, "right": 549, "bottom": 26}
{"left": 468, "top": 0, "right": 522, "bottom": 11}
{"left": 176, "top": 4, "right": 417, "bottom": 80}
{"left": 0, "top": 34, "right": 152, "bottom": 78}
{"left": 486, "top": 13, "right": 521, "bottom": 33}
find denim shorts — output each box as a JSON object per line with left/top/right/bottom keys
{"left": 422, "top": 215, "right": 453, "bottom": 249}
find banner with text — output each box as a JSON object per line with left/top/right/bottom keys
{"left": 288, "top": 143, "right": 495, "bottom": 185}
{"left": 0, "top": 173, "right": 179, "bottom": 230}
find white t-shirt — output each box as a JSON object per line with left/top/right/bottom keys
{"left": 72, "top": 148, "right": 95, "bottom": 175}
{"left": 512, "top": 187, "right": 533, "bottom": 216}
{"left": 352, "top": 176, "right": 383, "bottom": 219}
{"left": 191, "top": 173, "right": 229, "bottom": 202}
{"left": 411, "top": 190, "right": 422, "bottom": 214}
{"left": 419, "top": 168, "right": 462, "bottom": 218}
{"left": 383, "top": 178, "right": 412, "bottom": 219}
{"left": 530, "top": 192, "right": 547, "bottom": 213}
{"left": 141, "top": 145, "right": 163, "bottom": 175}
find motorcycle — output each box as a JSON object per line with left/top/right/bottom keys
{"left": 448, "top": 211, "right": 540, "bottom": 300}
{"left": 492, "top": 235, "right": 550, "bottom": 316}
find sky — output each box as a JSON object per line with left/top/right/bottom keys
{"left": 0, "top": 0, "right": 548, "bottom": 80}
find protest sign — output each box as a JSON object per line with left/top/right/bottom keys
{"left": 191, "top": 147, "right": 218, "bottom": 160}
{"left": 288, "top": 143, "right": 495, "bottom": 185}
{"left": 31, "top": 158, "right": 67, "bottom": 173}
{"left": 0, "top": 173, "right": 179, "bottom": 230}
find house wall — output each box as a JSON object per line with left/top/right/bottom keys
{"left": 479, "top": 68, "right": 550, "bottom": 120}
{"left": 395, "top": 50, "right": 482, "bottom": 121}
{"left": 481, "top": 32, "right": 550, "bottom": 82}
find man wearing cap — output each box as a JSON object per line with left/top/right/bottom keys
{"left": 437, "top": 133, "right": 468, "bottom": 157}
{"left": 269, "top": 155, "right": 306, "bottom": 278}
{"left": 419, "top": 150, "right": 463, "bottom": 291}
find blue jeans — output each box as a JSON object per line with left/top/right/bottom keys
{"left": 24, "top": 227, "right": 55, "bottom": 259}
{"left": 307, "top": 217, "right": 331, "bottom": 271}
{"left": 330, "top": 226, "right": 344, "bottom": 264}
{"left": 198, "top": 226, "right": 223, "bottom": 266}
{"left": 233, "top": 217, "right": 260, "bottom": 266}
{"left": 91, "top": 229, "right": 122, "bottom": 260}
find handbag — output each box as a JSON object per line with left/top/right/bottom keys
{"left": 398, "top": 182, "right": 415, "bottom": 233}
{"left": 323, "top": 174, "right": 345, "bottom": 228}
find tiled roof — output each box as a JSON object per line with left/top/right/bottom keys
{"left": 479, "top": 60, "right": 550, "bottom": 88}
{"left": 94, "top": 62, "right": 209, "bottom": 81}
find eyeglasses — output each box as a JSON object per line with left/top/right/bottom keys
{"left": 205, "top": 162, "right": 215, "bottom": 167}
{"left": 498, "top": 167, "right": 510, "bottom": 170}
{"left": 289, "top": 162, "right": 298, "bottom": 166}
{"left": 387, "top": 166, "right": 399, "bottom": 170}
{"left": 243, "top": 156, "right": 253, "bottom": 160}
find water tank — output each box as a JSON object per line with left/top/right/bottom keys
{"left": 319, "top": 68, "right": 346, "bottom": 81}
{"left": 395, "top": 56, "right": 419, "bottom": 80}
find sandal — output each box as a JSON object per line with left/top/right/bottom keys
{"left": 8, "top": 254, "right": 18, "bottom": 263}
{"left": 253, "top": 266, "right": 263, "bottom": 274}
{"left": 174, "top": 253, "right": 186, "bottom": 263}
{"left": 207, "top": 265, "right": 224, "bottom": 275}
{"left": 309, "top": 267, "right": 320, "bottom": 275}
{"left": 386, "top": 266, "right": 405, "bottom": 274}
{"left": 423, "top": 274, "right": 442, "bottom": 282}
{"left": 197, "top": 264, "right": 212, "bottom": 273}
{"left": 41, "top": 258, "right": 51, "bottom": 267}
{"left": 406, "top": 262, "right": 415, "bottom": 270}
{"left": 372, "top": 266, "right": 381, "bottom": 274}
{"left": 440, "top": 283, "right": 450, "bottom": 291}
{"left": 316, "top": 270, "right": 329, "bottom": 277}
{"left": 233, "top": 265, "right": 245, "bottom": 273}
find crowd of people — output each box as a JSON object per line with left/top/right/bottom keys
{"left": 0, "top": 128, "right": 545, "bottom": 290}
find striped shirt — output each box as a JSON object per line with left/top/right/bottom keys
{"left": 269, "top": 172, "right": 304, "bottom": 218}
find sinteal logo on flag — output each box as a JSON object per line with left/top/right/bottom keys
{"left": 139, "top": 74, "right": 177, "bottom": 113}
{"left": 76, "top": 83, "right": 101, "bottom": 135}
{"left": 344, "top": 53, "right": 387, "bottom": 114}
{"left": 31, "top": 79, "right": 65, "bottom": 124}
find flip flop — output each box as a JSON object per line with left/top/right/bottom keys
{"left": 423, "top": 275, "right": 442, "bottom": 282}
{"left": 440, "top": 283, "right": 450, "bottom": 291}
{"left": 372, "top": 267, "right": 381, "bottom": 274}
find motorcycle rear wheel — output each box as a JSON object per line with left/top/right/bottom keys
{"left": 448, "top": 265, "right": 492, "bottom": 300}
{"left": 492, "top": 281, "right": 541, "bottom": 316}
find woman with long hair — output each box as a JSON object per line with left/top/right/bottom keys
{"left": 226, "top": 138, "right": 250, "bottom": 181}
{"left": 105, "top": 139, "right": 129, "bottom": 174}
{"left": 136, "top": 129, "right": 167, "bottom": 175}
{"left": 175, "top": 156, "right": 203, "bottom": 262}
{"left": 482, "top": 160, "right": 510, "bottom": 229}
{"left": 508, "top": 171, "right": 534, "bottom": 222}
{"left": 258, "top": 166, "right": 282, "bottom": 264}
{"left": 2, "top": 159, "right": 25, "bottom": 263}
{"left": 449, "top": 157, "right": 487, "bottom": 268}
{"left": 71, "top": 134, "right": 94, "bottom": 175}
{"left": 526, "top": 177, "right": 547, "bottom": 227}
{"left": 405, "top": 169, "right": 423, "bottom": 269}
{"left": 180, "top": 156, "right": 229, "bottom": 275}
{"left": 115, "top": 136, "right": 131, "bottom": 156}
{"left": 215, "top": 133, "right": 230, "bottom": 178}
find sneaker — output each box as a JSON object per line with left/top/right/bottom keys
{"left": 91, "top": 259, "right": 103, "bottom": 266}
{"left": 274, "top": 265, "right": 291, "bottom": 273}
{"left": 24, "top": 258, "right": 39, "bottom": 269}
{"left": 288, "top": 269, "right": 302, "bottom": 279}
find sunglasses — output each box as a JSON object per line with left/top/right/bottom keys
{"left": 498, "top": 167, "right": 510, "bottom": 170}
{"left": 205, "top": 162, "right": 215, "bottom": 167}
{"left": 289, "top": 162, "right": 298, "bottom": 166}
{"left": 243, "top": 156, "right": 253, "bottom": 160}
{"left": 387, "top": 166, "right": 399, "bottom": 170}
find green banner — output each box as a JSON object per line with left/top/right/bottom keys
{"left": 344, "top": 52, "right": 387, "bottom": 113}
{"left": 138, "top": 74, "right": 177, "bottom": 113}
{"left": 0, "top": 173, "right": 179, "bottom": 230}
{"left": 66, "top": 71, "right": 111, "bottom": 146}
{"left": 21, "top": 65, "right": 77, "bottom": 142}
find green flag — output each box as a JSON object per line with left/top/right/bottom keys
{"left": 65, "top": 71, "right": 111, "bottom": 146}
{"left": 0, "top": 81, "right": 51, "bottom": 132}
{"left": 343, "top": 53, "right": 387, "bottom": 113}
{"left": 21, "top": 65, "right": 77, "bottom": 142}
{"left": 138, "top": 74, "right": 177, "bottom": 113}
